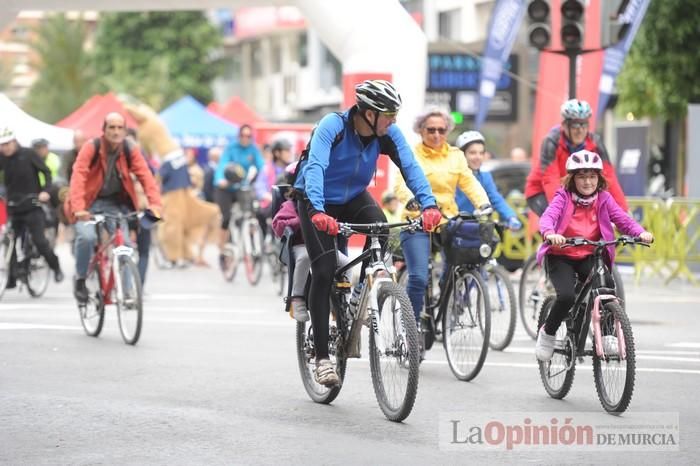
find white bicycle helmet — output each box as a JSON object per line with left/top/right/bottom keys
{"left": 456, "top": 130, "right": 485, "bottom": 150}
{"left": 560, "top": 99, "right": 592, "bottom": 120}
{"left": 355, "top": 80, "right": 402, "bottom": 113}
{"left": 566, "top": 150, "right": 603, "bottom": 172}
{"left": 0, "top": 126, "right": 15, "bottom": 144}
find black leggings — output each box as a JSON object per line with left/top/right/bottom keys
{"left": 214, "top": 188, "right": 239, "bottom": 229}
{"left": 543, "top": 255, "right": 596, "bottom": 335}
{"left": 297, "top": 191, "right": 386, "bottom": 360}
{"left": 10, "top": 208, "right": 60, "bottom": 274}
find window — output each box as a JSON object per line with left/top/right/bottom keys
{"left": 298, "top": 32, "right": 308, "bottom": 68}
{"left": 271, "top": 39, "right": 282, "bottom": 74}
{"left": 438, "top": 9, "right": 459, "bottom": 41}
{"left": 251, "top": 42, "right": 263, "bottom": 77}
{"left": 320, "top": 44, "right": 342, "bottom": 90}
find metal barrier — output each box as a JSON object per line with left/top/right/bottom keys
{"left": 495, "top": 194, "right": 700, "bottom": 285}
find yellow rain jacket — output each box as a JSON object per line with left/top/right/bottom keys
{"left": 394, "top": 142, "right": 488, "bottom": 225}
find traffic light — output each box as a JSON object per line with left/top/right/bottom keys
{"left": 526, "top": 0, "right": 550, "bottom": 50}
{"left": 560, "top": 0, "right": 585, "bottom": 52}
{"left": 608, "top": 0, "right": 631, "bottom": 46}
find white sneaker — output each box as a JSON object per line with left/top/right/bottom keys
{"left": 314, "top": 358, "right": 339, "bottom": 386}
{"left": 535, "top": 327, "right": 557, "bottom": 361}
{"left": 291, "top": 299, "right": 309, "bottom": 322}
{"left": 603, "top": 335, "right": 619, "bottom": 356}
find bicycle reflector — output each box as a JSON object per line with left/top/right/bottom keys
{"left": 479, "top": 243, "right": 493, "bottom": 258}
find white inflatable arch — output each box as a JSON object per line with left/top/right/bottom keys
{"left": 4, "top": 0, "right": 426, "bottom": 136}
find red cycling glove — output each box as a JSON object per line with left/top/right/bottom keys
{"left": 421, "top": 207, "right": 442, "bottom": 232}
{"left": 311, "top": 212, "right": 339, "bottom": 236}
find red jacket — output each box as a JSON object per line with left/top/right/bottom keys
{"left": 66, "top": 138, "right": 162, "bottom": 223}
{"left": 525, "top": 126, "right": 628, "bottom": 211}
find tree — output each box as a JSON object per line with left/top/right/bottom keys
{"left": 616, "top": 2, "right": 700, "bottom": 120}
{"left": 92, "top": 12, "right": 224, "bottom": 110}
{"left": 25, "top": 14, "right": 96, "bottom": 123}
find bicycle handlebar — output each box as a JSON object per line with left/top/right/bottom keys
{"left": 337, "top": 218, "right": 422, "bottom": 237}
{"left": 549, "top": 236, "right": 653, "bottom": 248}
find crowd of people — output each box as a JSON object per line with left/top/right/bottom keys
{"left": 0, "top": 79, "right": 653, "bottom": 388}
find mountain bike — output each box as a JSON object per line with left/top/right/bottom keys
{"left": 0, "top": 195, "right": 51, "bottom": 299}
{"left": 537, "top": 236, "right": 649, "bottom": 414}
{"left": 296, "top": 219, "right": 421, "bottom": 422}
{"left": 78, "top": 211, "right": 144, "bottom": 345}
{"left": 520, "top": 249, "right": 626, "bottom": 340}
{"left": 220, "top": 187, "right": 264, "bottom": 285}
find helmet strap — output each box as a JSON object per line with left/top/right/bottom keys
{"left": 359, "top": 108, "right": 379, "bottom": 137}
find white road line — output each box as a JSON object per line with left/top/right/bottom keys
{"left": 0, "top": 304, "right": 271, "bottom": 314}
{"left": 0, "top": 323, "right": 81, "bottom": 331}
{"left": 503, "top": 346, "right": 700, "bottom": 363}
{"left": 666, "top": 342, "right": 700, "bottom": 349}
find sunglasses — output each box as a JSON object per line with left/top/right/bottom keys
{"left": 381, "top": 111, "right": 398, "bottom": 118}
{"left": 567, "top": 121, "right": 589, "bottom": 129}
{"left": 425, "top": 127, "right": 447, "bottom": 135}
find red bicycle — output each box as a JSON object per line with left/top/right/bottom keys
{"left": 78, "top": 211, "right": 144, "bottom": 345}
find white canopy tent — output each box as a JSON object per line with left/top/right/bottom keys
{"left": 0, "top": 93, "right": 75, "bottom": 151}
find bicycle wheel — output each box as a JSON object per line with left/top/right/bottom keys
{"left": 537, "top": 296, "right": 576, "bottom": 399}
{"left": 0, "top": 236, "right": 12, "bottom": 299}
{"left": 296, "top": 313, "right": 347, "bottom": 404}
{"left": 26, "top": 250, "right": 50, "bottom": 298}
{"left": 79, "top": 266, "right": 105, "bottom": 337}
{"left": 592, "top": 301, "right": 636, "bottom": 414}
{"left": 241, "top": 218, "right": 264, "bottom": 286}
{"left": 441, "top": 269, "right": 491, "bottom": 381}
{"left": 369, "top": 282, "right": 420, "bottom": 422}
{"left": 519, "top": 255, "right": 550, "bottom": 340}
{"left": 220, "top": 242, "right": 239, "bottom": 282}
{"left": 115, "top": 256, "right": 143, "bottom": 345}
{"left": 485, "top": 265, "right": 516, "bottom": 351}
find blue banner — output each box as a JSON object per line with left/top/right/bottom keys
{"left": 597, "top": 0, "right": 651, "bottom": 119}
{"left": 475, "top": 0, "right": 526, "bottom": 130}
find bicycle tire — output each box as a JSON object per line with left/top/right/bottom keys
{"left": 115, "top": 256, "right": 143, "bottom": 345}
{"left": 79, "top": 265, "right": 105, "bottom": 337}
{"left": 485, "top": 265, "right": 517, "bottom": 351}
{"left": 241, "top": 219, "right": 264, "bottom": 286}
{"left": 296, "top": 318, "right": 347, "bottom": 404}
{"left": 441, "top": 269, "right": 491, "bottom": 381}
{"left": 519, "top": 254, "right": 548, "bottom": 340}
{"left": 369, "top": 282, "right": 420, "bottom": 422}
{"left": 537, "top": 296, "right": 576, "bottom": 399}
{"left": 26, "top": 254, "right": 50, "bottom": 298}
{"left": 221, "top": 242, "right": 238, "bottom": 282}
{"left": 592, "top": 301, "right": 636, "bottom": 414}
{"left": 0, "top": 236, "right": 12, "bottom": 299}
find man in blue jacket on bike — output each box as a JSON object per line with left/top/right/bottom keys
{"left": 293, "top": 79, "right": 442, "bottom": 386}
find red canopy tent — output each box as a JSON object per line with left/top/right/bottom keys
{"left": 207, "top": 96, "right": 265, "bottom": 126}
{"left": 57, "top": 92, "right": 138, "bottom": 138}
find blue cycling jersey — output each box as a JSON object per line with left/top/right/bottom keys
{"left": 294, "top": 108, "right": 436, "bottom": 213}
{"left": 214, "top": 141, "right": 265, "bottom": 192}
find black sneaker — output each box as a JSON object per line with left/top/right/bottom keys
{"left": 74, "top": 278, "right": 88, "bottom": 303}
{"left": 54, "top": 267, "right": 64, "bottom": 283}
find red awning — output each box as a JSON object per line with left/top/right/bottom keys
{"left": 207, "top": 96, "right": 265, "bottom": 126}
{"left": 56, "top": 92, "right": 138, "bottom": 138}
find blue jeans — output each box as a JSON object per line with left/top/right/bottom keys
{"left": 74, "top": 199, "right": 131, "bottom": 279}
{"left": 400, "top": 230, "right": 431, "bottom": 322}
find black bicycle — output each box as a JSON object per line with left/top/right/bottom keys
{"left": 538, "top": 236, "right": 649, "bottom": 414}
{"left": 397, "top": 213, "right": 494, "bottom": 381}
{"left": 296, "top": 219, "right": 421, "bottom": 422}
{"left": 0, "top": 195, "right": 51, "bottom": 299}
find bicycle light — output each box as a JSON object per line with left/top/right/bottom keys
{"left": 479, "top": 243, "right": 492, "bottom": 258}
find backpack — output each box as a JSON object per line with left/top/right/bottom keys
{"left": 286, "top": 112, "right": 345, "bottom": 187}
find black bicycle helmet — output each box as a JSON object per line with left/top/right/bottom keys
{"left": 355, "top": 80, "right": 402, "bottom": 113}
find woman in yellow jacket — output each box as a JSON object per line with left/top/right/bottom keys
{"left": 394, "top": 108, "right": 491, "bottom": 327}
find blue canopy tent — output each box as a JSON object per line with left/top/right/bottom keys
{"left": 159, "top": 95, "right": 239, "bottom": 149}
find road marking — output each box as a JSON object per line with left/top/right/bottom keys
{"left": 0, "top": 322, "right": 81, "bottom": 331}
{"left": 0, "top": 303, "right": 270, "bottom": 314}
{"left": 503, "top": 346, "right": 700, "bottom": 363}
{"left": 666, "top": 342, "right": 700, "bottom": 349}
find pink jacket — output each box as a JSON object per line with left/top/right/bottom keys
{"left": 537, "top": 188, "right": 644, "bottom": 266}
{"left": 272, "top": 200, "right": 303, "bottom": 244}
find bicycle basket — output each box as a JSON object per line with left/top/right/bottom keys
{"left": 440, "top": 218, "right": 499, "bottom": 265}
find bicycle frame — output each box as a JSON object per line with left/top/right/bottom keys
{"left": 87, "top": 214, "right": 134, "bottom": 305}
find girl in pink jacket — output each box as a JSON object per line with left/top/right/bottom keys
{"left": 535, "top": 150, "right": 653, "bottom": 362}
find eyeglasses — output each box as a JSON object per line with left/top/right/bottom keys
{"left": 425, "top": 127, "right": 447, "bottom": 135}
{"left": 567, "top": 121, "right": 589, "bottom": 130}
